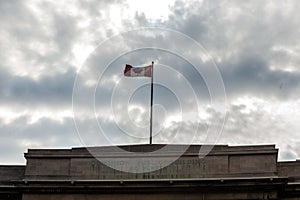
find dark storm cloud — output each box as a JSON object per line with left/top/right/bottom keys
{"left": 221, "top": 54, "right": 300, "bottom": 99}
{"left": 0, "top": 69, "right": 76, "bottom": 107}
{"left": 159, "top": 0, "right": 300, "bottom": 100}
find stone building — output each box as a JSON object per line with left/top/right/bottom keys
{"left": 0, "top": 144, "right": 299, "bottom": 199}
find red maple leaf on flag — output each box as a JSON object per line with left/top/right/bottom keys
{"left": 133, "top": 68, "right": 143, "bottom": 74}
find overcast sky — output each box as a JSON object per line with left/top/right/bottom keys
{"left": 1, "top": 0, "right": 300, "bottom": 164}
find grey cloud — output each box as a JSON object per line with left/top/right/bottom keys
{"left": 0, "top": 0, "right": 129, "bottom": 77}
{"left": 1, "top": 0, "right": 300, "bottom": 164}
{"left": 0, "top": 0, "right": 134, "bottom": 164}
{"left": 0, "top": 90, "right": 298, "bottom": 164}
{"left": 0, "top": 0, "right": 132, "bottom": 109}
{"left": 218, "top": 104, "right": 300, "bottom": 160}
{"left": 155, "top": 103, "right": 300, "bottom": 161}
{"left": 0, "top": 1, "right": 75, "bottom": 74}
{"left": 221, "top": 53, "right": 300, "bottom": 99}
{"left": 0, "top": 68, "right": 76, "bottom": 107}
{"left": 158, "top": 0, "right": 300, "bottom": 100}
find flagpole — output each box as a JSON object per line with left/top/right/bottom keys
{"left": 150, "top": 61, "right": 154, "bottom": 145}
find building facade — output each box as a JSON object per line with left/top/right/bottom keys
{"left": 0, "top": 144, "right": 300, "bottom": 199}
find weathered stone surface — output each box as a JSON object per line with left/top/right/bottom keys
{"left": 278, "top": 161, "right": 300, "bottom": 180}
{"left": 229, "top": 154, "right": 277, "bottom": 174}
{"left": 23, "top": 144, "right": 279, "bottom": 180}
{"left": 25, "top": 158, "right": 70, "bottom": 178}
{"left": 0, "top": 165, "right": 25, "bottom": 181}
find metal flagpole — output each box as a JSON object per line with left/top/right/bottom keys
{"left": 150, "top": 61, "right": 154, "bottom": 144}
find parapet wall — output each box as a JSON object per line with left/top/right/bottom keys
{"left": 24, "top": 144, "right": 279, "bottom": 180}
{"left": 0, "top": 165, "right": 25, "bottom": 181}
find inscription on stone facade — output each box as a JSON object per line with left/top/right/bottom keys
{"left": 71, "top": 157, "right": 209, "bottom": 179}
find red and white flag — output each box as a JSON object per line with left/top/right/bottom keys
{"left": 124, "top": 64, "right": 152, "bottom": 77}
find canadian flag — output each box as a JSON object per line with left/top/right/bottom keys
{"left": 124, "top": 64, "right": 152, "bottom": 77}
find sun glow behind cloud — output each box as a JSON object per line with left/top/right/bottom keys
{"left": 127, "top": 0, "right": 176, "bottom": 21}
